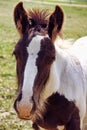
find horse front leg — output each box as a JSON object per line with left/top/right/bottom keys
{"left": 65, "top": 119, "right": 81, "bottom": 130}
{"left": 65, "top": 114, "right": 81, "bottom": 130}
{"left": 32, "top": 123, "right": 40, "bottom": 130}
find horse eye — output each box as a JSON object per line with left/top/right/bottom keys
{"left": 41, "top": 23, "right": 47, "bottom": 28}
{"left": 29, "top": 19, "right": 32, "bottom": 26}
{"left": 29, "top": 19, "right": 36, "bottom": 27}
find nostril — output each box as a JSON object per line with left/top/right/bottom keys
{"left": 17, "top": 91, "right": 22, "bottom": 101}
{"left": 14, "top": 91, "right": 22, "bottom": 113}
{"left": 14, "top": 99, "right": 19, "bottom": 113}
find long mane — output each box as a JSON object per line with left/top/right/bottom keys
{"left": 54, "top": 36, "right": 74, "bottom": 49}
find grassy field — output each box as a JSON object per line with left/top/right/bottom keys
{"left": 0, "top": 0, "right": 87, "bottom": 130}
{"left": 43, "top": 0, "right": 87, "bottom": 4}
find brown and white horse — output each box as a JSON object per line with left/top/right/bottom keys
{"left": 13, "top": 2, "right": 87, "bottom": 130}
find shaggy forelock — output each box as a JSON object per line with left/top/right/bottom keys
{"left": 28, "top": 9, "right": 50, "bottom": 26}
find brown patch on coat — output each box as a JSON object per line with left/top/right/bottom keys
{"left": 14, "top": 2, "right": 50, "bottom": 37}
{"left": 33, "top": 93, "right": 81, "bottom": 130}
{"left": 13, "top": 34, "right": 29, "bottom": 93}
{"left": 14, "top": 2, "right": 64, "bottom": 39}
{"left": 33, "top": 37, "right": 55, "bottom": 108}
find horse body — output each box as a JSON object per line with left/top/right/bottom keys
{"left": 13, "top": 2, "right": 87, "bottom": 130}
{"left": 37, "top": 36, "right": 87, "bottom": 129}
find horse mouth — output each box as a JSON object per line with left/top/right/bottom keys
{"left": 18, "top": 114, "right": 31, "bottom": 120}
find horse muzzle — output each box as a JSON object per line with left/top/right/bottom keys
{"left": 14, "top": 97, "right": 33, "bottom": 120}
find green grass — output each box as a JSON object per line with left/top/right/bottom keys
{"left": 63, "top": 6, "right": 87, "bottom": 38}
{"left": 37, "top": 0, "right": 87, "bottom": 4}
{"left": 0, "top": 0, "right": 87, "bottom": 129}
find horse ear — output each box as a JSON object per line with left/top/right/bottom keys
{"left": 14, "top": 2, "right": 29, "bottom": 37}
{"left": 48, "top": 5, "right": 64, "bottom": 42}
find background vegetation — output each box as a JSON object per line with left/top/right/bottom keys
{"left": 0, "top": 0, "right": 87, "bottom": 129}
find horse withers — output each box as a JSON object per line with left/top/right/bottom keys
{"left": 13, "top": 2, "right": 87, "bottom": 130}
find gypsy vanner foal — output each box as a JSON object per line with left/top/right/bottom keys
{"left": 13, "top": 2, "right": 87, "bottom": 130}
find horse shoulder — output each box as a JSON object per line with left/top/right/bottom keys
{"left": 58, "top": 49, "right": 86, "bottom": 102}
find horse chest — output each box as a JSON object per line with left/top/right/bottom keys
{"left": 34, "top": 93, "right": 80, "bottom": 130}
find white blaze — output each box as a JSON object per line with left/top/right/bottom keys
{"left": 22, "top": 35, "right": 44, "bottom": 102}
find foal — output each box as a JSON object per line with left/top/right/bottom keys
{"left": 13, "top": 2, "right": 87, "bottom": 130}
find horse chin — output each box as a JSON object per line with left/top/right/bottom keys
{"left": 18, "top": 114, "right": 31, "bottom": 120}
{"left": 17, "top": 110, "right": 32, "bottom": 120}
{"left": 17, "top": 110, "right": 35, "bottom": 121}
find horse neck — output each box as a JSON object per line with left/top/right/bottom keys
{"left": 49, "top": 43, "right": 68, "bottom": 88}
{"left": 40, "top": 44, "right": 68, "bottom": 103}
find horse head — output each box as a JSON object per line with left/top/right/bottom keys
{"left": 13, "top": 2, "right": 64, "bottom": 120}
